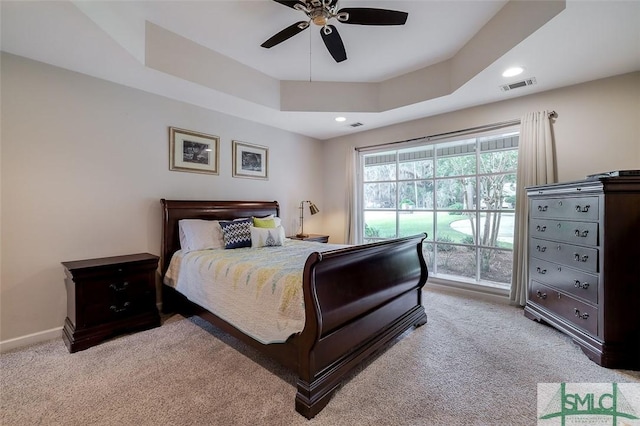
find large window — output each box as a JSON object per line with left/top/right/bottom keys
{"left": 359, "top": 131, "right": 519, "bottom": 289}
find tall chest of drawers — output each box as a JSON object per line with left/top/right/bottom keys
{"left": 524, "top": 177, "right": 640, "bottom": 369}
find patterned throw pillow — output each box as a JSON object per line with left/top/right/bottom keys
{"left": 251, "top": 226, "right": 285, "bottom": 248}
{"left": 219, "top": 218, "right": 252, "bottom": 249}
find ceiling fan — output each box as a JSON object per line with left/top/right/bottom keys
{"left": 261, "top": 0, "right": 408, "bottom": 63}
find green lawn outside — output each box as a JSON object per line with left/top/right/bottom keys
{"left": 364, "top": 211, "right": 514, "bottom": 249}
{"left": 365, "top": 211, "right": 467, "bottom": 241}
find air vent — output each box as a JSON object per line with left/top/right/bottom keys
{"left": 500, "top": 77, "right": 537, "bottom": 92}
{"left": 349, "top": 122, "right": 364, "bottom": 128}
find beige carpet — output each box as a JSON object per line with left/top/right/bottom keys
{"left": 2, "top": 288, "right": 639, "bottom": 425}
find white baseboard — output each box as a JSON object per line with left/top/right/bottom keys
{"left": 2, "top": 304, "right": 165, "bottom": 354}
{"left": 0, "top": 327, "right": 63, "bottom": 353}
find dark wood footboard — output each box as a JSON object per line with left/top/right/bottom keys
{"left": 294, "top": 234, "right": 428, "bottom": 418}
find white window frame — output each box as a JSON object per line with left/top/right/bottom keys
{"left": 356, "top": 127, "right": 519, "bottom": 290}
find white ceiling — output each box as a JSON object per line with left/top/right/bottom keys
{"left": 2, "top": 0, "right": 639, "bottom": 140}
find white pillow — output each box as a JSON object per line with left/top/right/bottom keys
{"left": 178, "top": 219, "right": 224, "bottom": 251}
{"left": 250, "top": 226, "right": 286, "bottom": 248}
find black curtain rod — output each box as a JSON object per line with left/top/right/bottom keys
{"left": 355, "top": 111, "right": 557, "bottom": 152}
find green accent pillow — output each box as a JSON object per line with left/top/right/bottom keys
{"left": 253, "top": 217, "right": 276, "bottom": 228}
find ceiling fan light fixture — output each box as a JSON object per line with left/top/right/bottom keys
{"left": 313, "top": 15, "right": 328, "bottom": 26}
{"left": 311, "top": 8, "right": 331, "bottom": 26}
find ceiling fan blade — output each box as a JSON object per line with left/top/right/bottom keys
{"left": 261, "top": 21, "right": 309, "bottom": 48}
{"left": 272, "top": 0, "right": 306, "bottom": 9}
{"left": 338, "top": 8, "right": 408, "bottom": 25}
{"left": 320, "top": 25, "right": 347, "bottom": 63}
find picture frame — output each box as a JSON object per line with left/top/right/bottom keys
{"left": 232, "top": 140, "right": 269, "bottom": 180}
{"left": 169, "top": 127, "right": 220, "bottom": 175}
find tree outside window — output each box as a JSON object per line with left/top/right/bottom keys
{"left": 360, "top": 132, "right": 518, "bottom": 289}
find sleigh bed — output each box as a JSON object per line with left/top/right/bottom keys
{"left": 160, "top": 199, "right": 428, "bottom": 418}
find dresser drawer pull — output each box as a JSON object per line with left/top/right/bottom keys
{"left": 110, "top": 302, "right": 130, "bottom": 313}
{"left": 574, "top": 308, "right": 589, "bottom": 320}
{"left": 536, "top": 245, "right": 547, "bottom": 252}
{"left": 575, "top": 204, "right": 591, "bottom": 213}
{"left": 536, "top": 267, "right": 547, "bottom": 274}
{"left": 538, "top": 205, "right": 548, "bottom": 212}
{"left": 573, "top": 253, "right": 589, "bottom": 262}
{"left": 536, "top": 290, "right": 547, "bottom": 299}
{"left": 536, "top": 225, "right": 547, "bottom": 232}
{"left": 574, "top": 280, "right": 590, "bottom": 289}
{"left": 574, "top": 229, "right": 589, "bottom": 237}
{"left": 109, "top": 282, "right": 129, "bottom": 292}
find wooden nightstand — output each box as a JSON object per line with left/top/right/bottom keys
{"left": 288, "top": 234, "right": 329, "bottom": 243}
{"left": 61, "top": 253, "right": 160, "bottom": 353}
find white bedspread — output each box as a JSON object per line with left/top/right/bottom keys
{"left": 163, "top": 240, "right": 345, "bottom": 344}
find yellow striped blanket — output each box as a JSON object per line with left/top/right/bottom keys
{"left": 163, "top": 240, "right": 345, "bottom": 343}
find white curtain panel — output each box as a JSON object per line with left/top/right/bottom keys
{"left": 510, "top": 111, "right": 557, "bottom": 306}
{"left": 345, "top": 148, "right": 359, "bottom": 244}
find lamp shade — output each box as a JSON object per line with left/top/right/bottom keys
{"left": 309, "top": 202, "right": 319, "bottom": 215}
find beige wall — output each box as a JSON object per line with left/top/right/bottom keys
{"left": 0, "top": 53, "right": 324, "bottom": 345}
{"left": 2, "top": 53, "right": 639, "bottom": 349}
{"left": 322, "top": 72, "right": 640, "bottom": 244}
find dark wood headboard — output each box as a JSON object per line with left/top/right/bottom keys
{"left": 160, "top": 199, "right": 280, "bottom": 274}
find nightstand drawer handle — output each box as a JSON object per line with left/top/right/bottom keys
{"left": 536, "top": 225, "right": 546, "bottom": 232}
{"left": 575, "top": 204, "right": 590, "bottom": 213}
{"left": 536, "top": 267, "right": 547, "bottom": 274}
{"left": 538, "top": 205, "right": 548, "bottom": 212}
{"left": 536, "top": 245, "right": 547, "bottom": 252}
{"left": 109, "top": 282, "right": 129, "bottom": 292}
{"left": 574, "top": 308, "right": 589, "bottom": 320}
{"left": 536, "top": 290, "right": 547, "bottom": 299}
{"left": 573, "top": 254, "right": 588, "bottom": 262}
{"left": 110, "top": 302, "right": 130, "bottom": 313}
{"left": 574, "top": 229, "right": 589, "bottom": 237}
{"left": 574, "top": 280, "right": 590, "bottom": 289}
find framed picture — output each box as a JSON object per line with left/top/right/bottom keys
{"left": 232, "top": 140, "right": 268, "bottom": 180}
{"left": 169, "top": 127, "right": 220, "bottom": 175}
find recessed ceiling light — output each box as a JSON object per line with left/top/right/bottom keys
{"left": 502, "top": 67, "right": 524, "bottom": 77}
{"left": 335, "top": 116, "right": 346, "bottom": 122}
